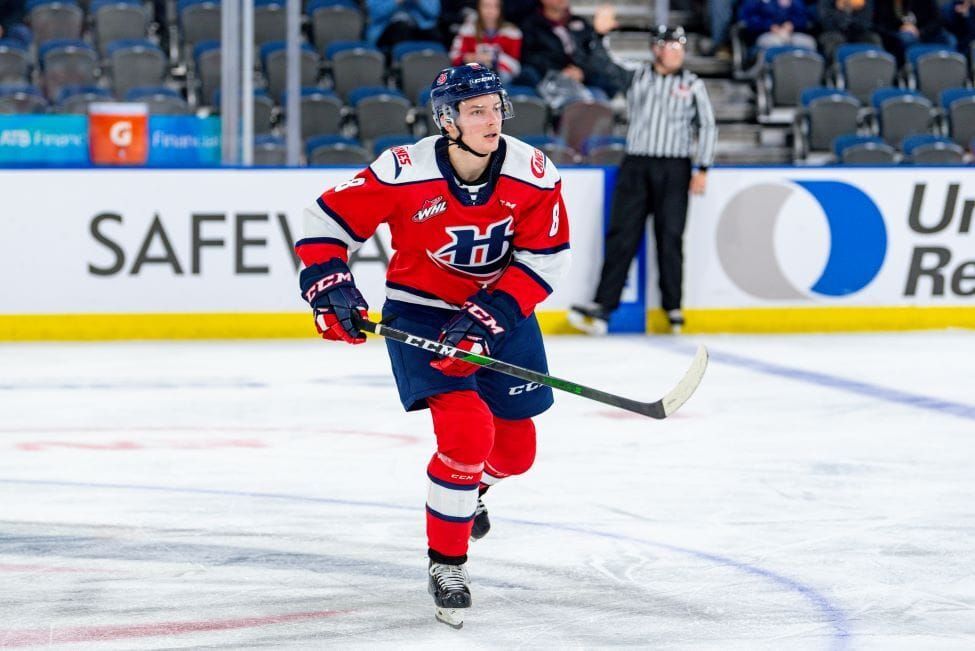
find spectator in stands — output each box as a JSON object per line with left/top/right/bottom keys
{"left": 518, "top": 0, "right": 625, "bottom": 97}
{"left": 450, "top": 0, "right": 523, "bottom": 83}
{"left": 0, "top": 0, "right": 31, "bottom": 47}
{"left": 704, "top": 0, "right": 735, "bottom": 59}
{"left": 943, "top": 0, "right": 975, "bottom": 54}
{"left": 439, "top": 0, "right": 477, "bottom": 46}
{"left": 504, "top": 0, "right": 540, "bottom": 28}
{"left": 818, "top": 0, "right": 883, "bottom": 61}
{"left": 874, "top": 0, "right": 955, "bottom": 63}
{"left": 367, "top": 0, "right": 442, "bottom": 52}
{"left": 739, "top": 0, "right": 817, "bottom": 53}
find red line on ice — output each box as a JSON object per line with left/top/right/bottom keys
{"left": 0, "top": 610, "right": 345, "bottom": 646}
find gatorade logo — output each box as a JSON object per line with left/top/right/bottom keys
{"left": 716, "top": 181, "right": 887, "bottom": 299}
{"left": 109, "top": 121, "right": 133, "bottom": 147}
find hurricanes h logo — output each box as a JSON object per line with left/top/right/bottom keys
{"left": 716, "top": 181, "right": 887, "bottom": 299}
{"left": 427, "top": 217, "right": 514, "bottom": 279}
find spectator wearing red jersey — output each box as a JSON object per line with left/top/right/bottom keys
{"left": 450, "top": 0, "right": 523, "bottom": 83}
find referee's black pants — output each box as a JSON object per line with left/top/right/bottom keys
{"left": 594, "top": 155, "right": 691, "bottom": 313}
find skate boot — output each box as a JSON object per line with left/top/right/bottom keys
{"left": 568, "top": 302, "right": 608, "bottom": 335}
{"left": 667, "top": 309, "right": 684, "bottom": 334}
{"left": 428, "top": 561, "right": 471, "bottom": 629}
{"left": 470, "top": 495, "right": 491, "bottom": 541}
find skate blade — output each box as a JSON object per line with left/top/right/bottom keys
{"left": 435, "top": 607, "right": 464, "bottom": 629}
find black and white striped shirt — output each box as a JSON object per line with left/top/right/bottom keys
{"left": 623, "top": 66, "right": 717, "bottom": 168}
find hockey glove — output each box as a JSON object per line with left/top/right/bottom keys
{"left": 431, "top": 290, "right": 521, "bottom": 377}
{"left": 299, "top": 259, "right": 369, "bottom": 344}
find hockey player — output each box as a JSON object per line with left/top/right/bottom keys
{"left": 294, "top": 64, "right": 570, "bottom": 628}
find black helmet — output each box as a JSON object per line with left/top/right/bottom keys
{"left": 652, "top": 25, "right": 686, "bottom": 46}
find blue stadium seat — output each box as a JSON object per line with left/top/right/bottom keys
{"left": 126, "top": 86, "right": 190, "bottom": 114}
{"left": 757, "top": 46, "right": 825, "bottom": 120}
{"left": 940, "top": 88, "right": 975, "bottom": 147}
{"left": 38, "top": 39, "right": 96, "bottom": 100}
{"left": 870, "top": 87, "right": 934, "bottom": 147}
{"left": 796, "top": 87, "right": 862, "bottom": 156}
{"left": 905, "top": 44, "right": 968, "bottom": 103}
{"left": 307, "top": 0, "right": 364, "bottom": 55}
{"left": 54, "top": 84, "right": 111, "bottom": 113}
{"left": 349, "top": 86, "right": 411, "bottom": 145}
{"left": 0, "top": 39, "right": 31, "bottom": 85}
{"left": 260, "top": 41, "right": 321, "bottom": 100}
{"left": 373, "top": 134, "right": 417, "bottom": 156}
{"left": 28, "top": 0, "right": 84, "bottom": 47}
{"left": 254, "top": 134, "right": 287, "bottom": 166}
{"left": 581, "top": 135, "right": 626, "bottom": 165}
{"left": 0, "top": 84, "right": 48, "bottom": 113}
{"left": 902, "top": 134, "right": 965, "bottom": 164}
{"left": 325, "top": 41, "right": 384, "bottom": 101}
{"left": 107, "top": 38, "right": 166, "bottom": 99}
{"left": 306, "top": 134, "right": 371, "bottom": 165}
{"left": 832, "top": 134, "right": 897, "bottom": 164}
{"left": 520, "top": 134, "right": 576, "bottom": 165}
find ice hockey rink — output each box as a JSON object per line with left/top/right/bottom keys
{"left": 1, "top": 330, "right": 972, "bottom": 649}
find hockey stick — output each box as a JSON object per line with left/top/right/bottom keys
{"left": 354, "top": 316, "right": 708, "bottom": 419}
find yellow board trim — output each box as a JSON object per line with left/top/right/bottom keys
{"left": 645, "top": 306, "right": 975, "bottom": 334}
{"left": 0, "top": 306, "right": 972, "bottom": 341}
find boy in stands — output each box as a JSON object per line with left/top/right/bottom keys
{"left": 294, "top": 64, "right": 570, "bottom": 628}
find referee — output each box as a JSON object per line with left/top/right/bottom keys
{"left": 570, "top": 25, "right": 717, "bottom": 335}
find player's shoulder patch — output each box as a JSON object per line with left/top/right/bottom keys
{"left": 499, "top": 135, "right": 560, "bottom": 189}
{"left": 369, "top": 136, "right": 442, "bottom": 185}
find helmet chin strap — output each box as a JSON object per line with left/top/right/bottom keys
{"left": 443, "top": 123, "right": 489, "bottom": 159}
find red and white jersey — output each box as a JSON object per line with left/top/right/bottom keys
{"left": 295, "top": 135, "right": 570, "bottom": 317}
{"left": 449, "top": 19, "right": 523, "bottom": 78}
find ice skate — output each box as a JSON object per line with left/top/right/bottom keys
{"left": 568, "top": 302, "right": 609, "bottom": 335}
{"left": 667, "top": 309, "right": 684, "bottom": 334}
{"left": 470, "top": 495, "right": 491, "bottom": 541}
{"left": 428, "top": 561, "right": 471, "bottom": 629}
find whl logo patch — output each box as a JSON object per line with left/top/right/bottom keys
{"left": 412, "top": 196, "right": 448, "bottom": 222}
{"left": 427, "top": 217, "right": 514, "bottom": 279}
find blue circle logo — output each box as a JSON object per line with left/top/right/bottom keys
{"left": 716, "top": 181, "right": 888, "bottom": 299}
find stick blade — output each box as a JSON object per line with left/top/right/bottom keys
{"left": 659, "top": 345, "right": 709, "bottom": 417}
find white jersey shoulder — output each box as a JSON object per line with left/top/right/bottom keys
{"left": 368, "top": 136, "right": 443, "bottom": 185}
{"left": 499, "top": 135, "right": 560, "bottom": 189}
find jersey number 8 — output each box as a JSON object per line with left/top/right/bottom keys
{"left": 334, "top": 177, "right": 366, "bottom": 193}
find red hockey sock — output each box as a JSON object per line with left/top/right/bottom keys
{"left": 426, "top": 391, "right": 495, "bottom": 561}
{"left": 482, "top": 417, "right": 536, "bottom": 488}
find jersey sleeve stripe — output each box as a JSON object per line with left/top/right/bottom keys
{"left": 316, "top": 197, "right": 367, "bottom": 243}
{"left": 509, "top": 260, "right": 553, "bottom": 294}
{"left": 513, "top": 247, "right": 569, "bottom": 291}
{"left": 295, "top": 236, "right": 348, "bottom": 248}
{"left": 513, "top": 242, "right": 570, "bottom": 255}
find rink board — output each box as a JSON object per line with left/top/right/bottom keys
{"left": 0, "top": 167, "right": 972, "bottom": 340}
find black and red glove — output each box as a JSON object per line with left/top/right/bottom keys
{"left": 299, "top": 259, "right": 369, "bottom": 344}
{"left": 430, "top": 290, "right": 521, "bottom": 377}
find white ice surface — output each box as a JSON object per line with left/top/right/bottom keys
{"left": 0, "top": 331, "right": 973, "bottom": 649}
